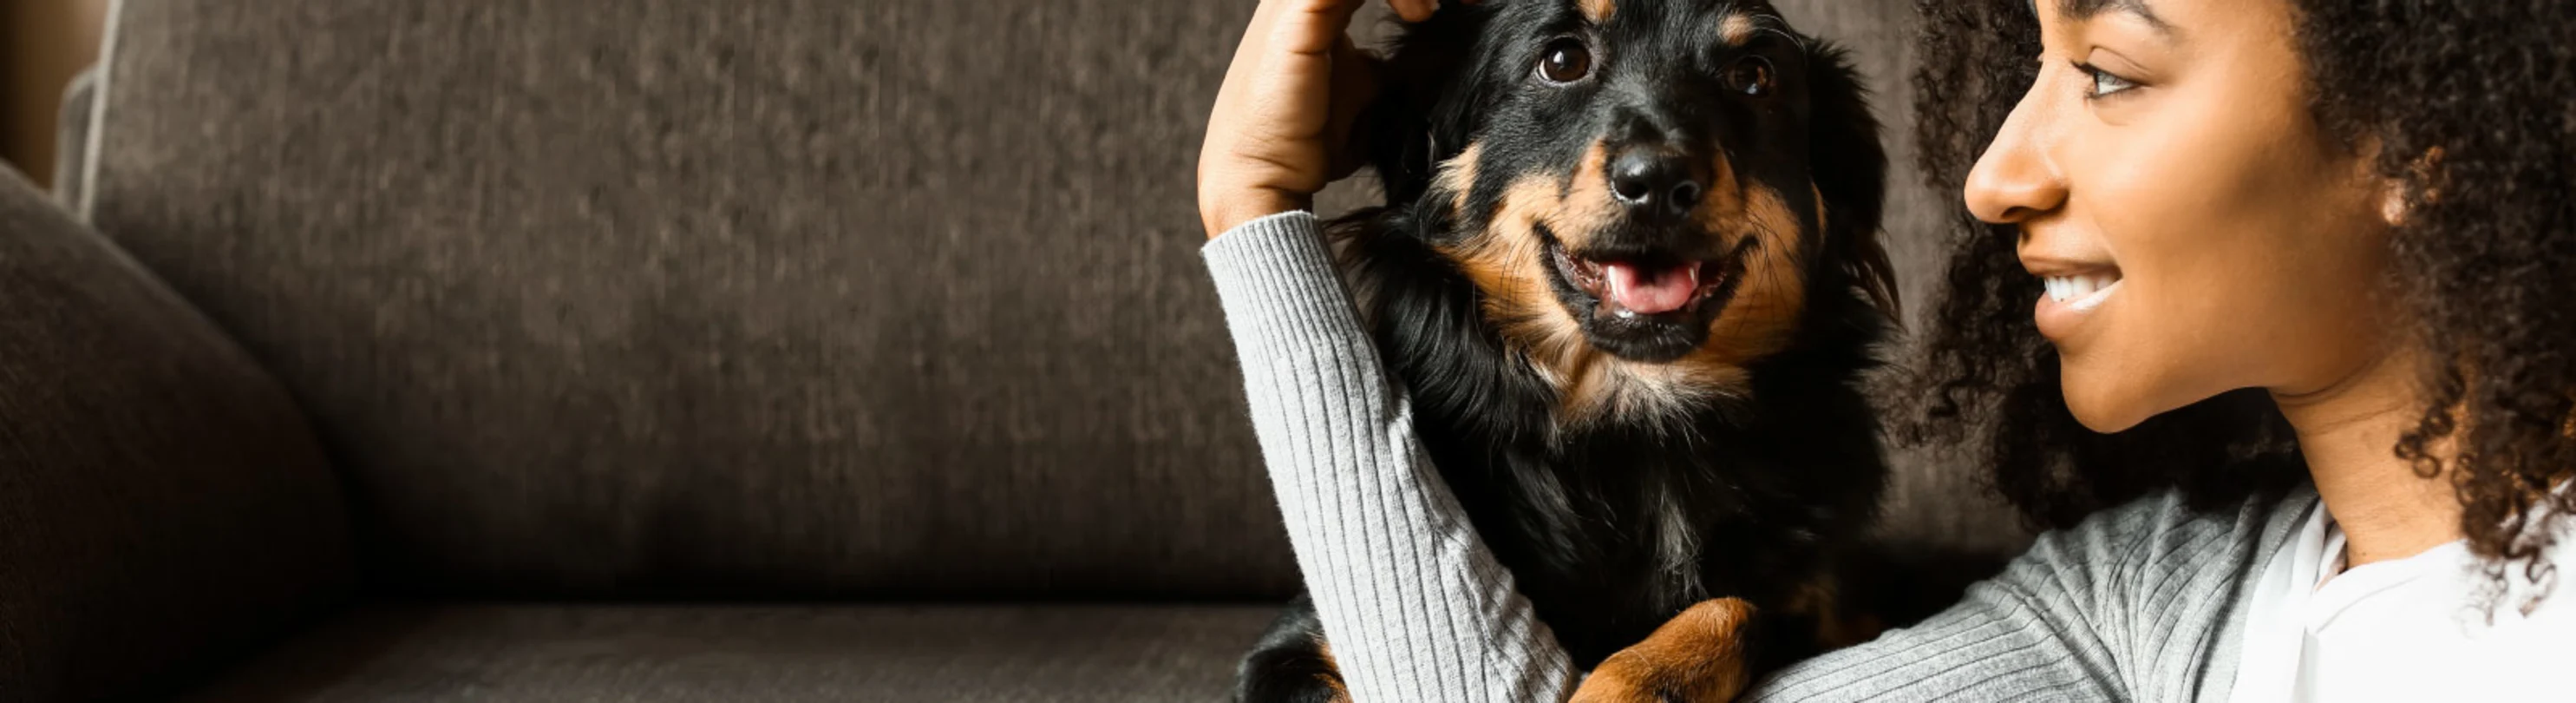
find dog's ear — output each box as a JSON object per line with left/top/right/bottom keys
{"left": 1802, "top": 41, "right": 1901, "bottom": 325}
{"left": 1359, "top": 8, "right": 1490, "bottom": 216}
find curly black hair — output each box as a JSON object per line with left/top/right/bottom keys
{"left": 1904, "top": 0, "right": 2576, "bottom": 604}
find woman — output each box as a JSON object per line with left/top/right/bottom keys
{"left": 1197, "top": 0, "right": 2576, "bottom": 700}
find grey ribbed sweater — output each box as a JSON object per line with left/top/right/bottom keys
{"left": 1204, "top": 211, "right": 2317, "bottom": 702}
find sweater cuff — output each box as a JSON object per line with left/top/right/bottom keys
{"left": 1201, "top": 211, "right": 1371, "bottom": 356}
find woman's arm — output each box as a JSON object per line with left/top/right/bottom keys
{"left": 1201, "top": 220, "right": 2303, "bottom": 699}
{"left": 1743, "top": 490, "right": 2302, "bottom": 702}
{"left": 1207, "top": 211, "right": 1579, "bottom": 703}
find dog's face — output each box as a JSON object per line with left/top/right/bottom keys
{"left": 1373, "top": 0, "right": 1889, "bottom": 420}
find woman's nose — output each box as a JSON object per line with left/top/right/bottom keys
{"left": 1964, "top": 95, "right": 2068, "bottom": 225}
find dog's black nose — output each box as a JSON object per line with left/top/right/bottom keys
{"left": 1608, "top": 149, "right": 1706, "bottom": 222}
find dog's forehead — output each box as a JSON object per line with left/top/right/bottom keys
{"left": 1478, "top": 0, "right": 1798, "bottom": 56}
{"left": 1563, "top": 0, "right": 1782, "bottom": 28}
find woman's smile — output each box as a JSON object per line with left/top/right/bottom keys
{"left": 2031, "top": 273, "right": 2121, "bottom": 341}
{"left": 2019, "top": 233, "right": 2122, "bottom": 342}
{"left": 2022, "top": 244, "right": 2125, "bottom": 343}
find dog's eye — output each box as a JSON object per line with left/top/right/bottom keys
{"left": 1537, "top": 39, "right": 1593, "bottom": 84}
{"left": 1723, "top": 56, "right": 1775, "bottom": 96}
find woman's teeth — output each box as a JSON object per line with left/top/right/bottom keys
{"left": 2044, "top": 273, "right": 2122, "bottom": 312}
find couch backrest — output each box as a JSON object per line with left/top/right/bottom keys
{"left": 72, "top": 0, "right": 2024, "bottom": 600}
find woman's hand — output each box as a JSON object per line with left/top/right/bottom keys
{"left": 1196, "top": 0, "right": 1469, "bottom": 240}
{"left": 1196, "top": 0, "right": 1379, "bottom": 240}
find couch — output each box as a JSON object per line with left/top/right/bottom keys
{"left": 0, "top": 1, "right": 2022, "bottom": 700}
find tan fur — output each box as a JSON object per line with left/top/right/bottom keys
{"left": 1582, "top": 0, "right": 1617, "bottom": 23}
{"left": 1783, "top": 576, "right": 1887, "bottom": 649}
{"left": 1693, "top": 183, "right": 1808, "bottom": 367}
{"left": 1720, "top": 12, "right": 1760, "bottom": 46}
{"left": 1555, "top": 141, "right": 1627, "bottom": 249}
{"left": 1435, "top": 141, "right": 1825, "bottom": 428}
{"left": 1569, "top": 598, "right": 1758, "bottom": 703}
{"left": 1313, "top": 635, "right": 1353, "bottom": 703}
{"left": 1435, "top": 142, "right": 1484, "bottom": 216}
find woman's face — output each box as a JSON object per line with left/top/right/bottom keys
{"left": 1965, "top": 0, "right": 2396, "bottom": 431}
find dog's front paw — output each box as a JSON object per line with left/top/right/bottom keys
{"left": 1569, "top": 598, "right": 1757, "bottom": 703}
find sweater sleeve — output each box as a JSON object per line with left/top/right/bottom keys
{"left": 1749, "top": 489, "right": 2302, "bottom": 702}
{"left": 1204, "top": 211, "right": 1579, "bottom": 703}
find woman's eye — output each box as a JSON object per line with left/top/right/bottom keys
{"left": 2078, "top": 63, "right": 2140, "bottom": 99}
{"left": 1723, "top": 56, "right": 1775, "bottom": 96}
{"left": 1537, "top": 39, "right": 1592, "bottom": 84}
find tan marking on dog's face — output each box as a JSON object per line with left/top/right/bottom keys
{"left": 1581, "top": 0, "right": 1617, "bottom": 23}
{"left": 1720, "top": 12, "right": 1760, "bottom": 46}
{"left": 1559, "top": 173, "right": 1803, "bottom": 425}
{"left": 1435, "top": 142, "right": 1485, "bottom": 217}
{"left": 1444, "top": 176, "right": 1582, "bottom": 362}
{"left": 1496, "top": 148, "right": 1719, "bottom": 424}
{"left": 1690, "top": 183, "right": 1808, "bottom": 366}
{"left": 1551, "top": 142, "right": 1626, "bottom": 253}
{"left": 1435, "top": 141, "right": 1824, "bottom": 426}
{"left": 1442, "top": 174, "right": 1615, "bottom": 422}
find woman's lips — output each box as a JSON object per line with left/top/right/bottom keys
{"left": 2033, "top": 272, "right": 2122, "bottom": 342}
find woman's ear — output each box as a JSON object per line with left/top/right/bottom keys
{"left": 1363, "top": 10, "right": 1481, "bottom": 209}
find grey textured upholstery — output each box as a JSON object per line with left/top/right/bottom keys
{"left": 52, "top": 69, "right": 94, "bottom": 207}
{"left": 180, "top": 605, "right": 1272, "bottom": 702}
{"left": 85, "top": 0, "right": 1296, "bottom": 600}
{"left": 80, "top": 0, "right": 2019, "bottom": 603}
{"left": 0, "top": 166, "right": 351, "bottom": 701}
{"left": 2, "top": 0, "right": 2034, "bottom": 699}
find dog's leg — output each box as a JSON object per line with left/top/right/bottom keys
{"left": 1569, "top": 597, "right": 1758, "bottom": 703}
{"left": 1235, "top": 594, "right": 1353, "bottom": 703}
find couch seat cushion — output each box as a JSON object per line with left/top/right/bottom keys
{"left": 183, "top": 604, "right": 1276, "bottom": 702}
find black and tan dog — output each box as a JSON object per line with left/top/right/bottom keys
{"left": 1236, "top": 1, "right": 1906, "bottom": 700}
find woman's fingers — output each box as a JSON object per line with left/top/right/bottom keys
{"left": 1198, "top": 0, "right": 1372, "bottom": 238}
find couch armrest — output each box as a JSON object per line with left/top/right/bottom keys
{"left": 54, "top": 68, "right": 96, "bottom": 210}
{"left": 0, "top": 166, "right": 351, "bottom": 701}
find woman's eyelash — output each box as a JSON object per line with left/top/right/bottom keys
{"left": 2074, "top": 62, "right": 2141, "bottom": 100}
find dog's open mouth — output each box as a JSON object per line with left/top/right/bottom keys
{"left": 1545, "top": 229, "right": 1755, "bottom": 321}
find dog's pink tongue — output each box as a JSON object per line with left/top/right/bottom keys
{"left": 1604, "top": 262, "right": 1699, "bottom": 315}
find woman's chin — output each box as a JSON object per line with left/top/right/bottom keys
{"left": 2058, "top": 365, "right": 2157, "bottom": 434}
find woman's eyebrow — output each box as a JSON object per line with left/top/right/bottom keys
{"left": 2052, "top": 0, "right": 2175, "bottom": 36}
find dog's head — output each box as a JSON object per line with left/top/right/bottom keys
{"left": 1358, "top": 0, "right": 1893, "bottom": 420}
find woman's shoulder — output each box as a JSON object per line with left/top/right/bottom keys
{"left": 2070, "top": 485, "right": 2318, "bottom": 555}
{"left": 1996, "top": 484, "right": 2318, "bottom": 605}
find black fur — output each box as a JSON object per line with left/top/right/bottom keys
{"left": 1236, "top": 2, "right": 1911, "bottom": 700}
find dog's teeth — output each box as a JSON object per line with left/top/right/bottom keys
{"left": 1615, "top": 308, "right": 1638, "bottom": 319}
